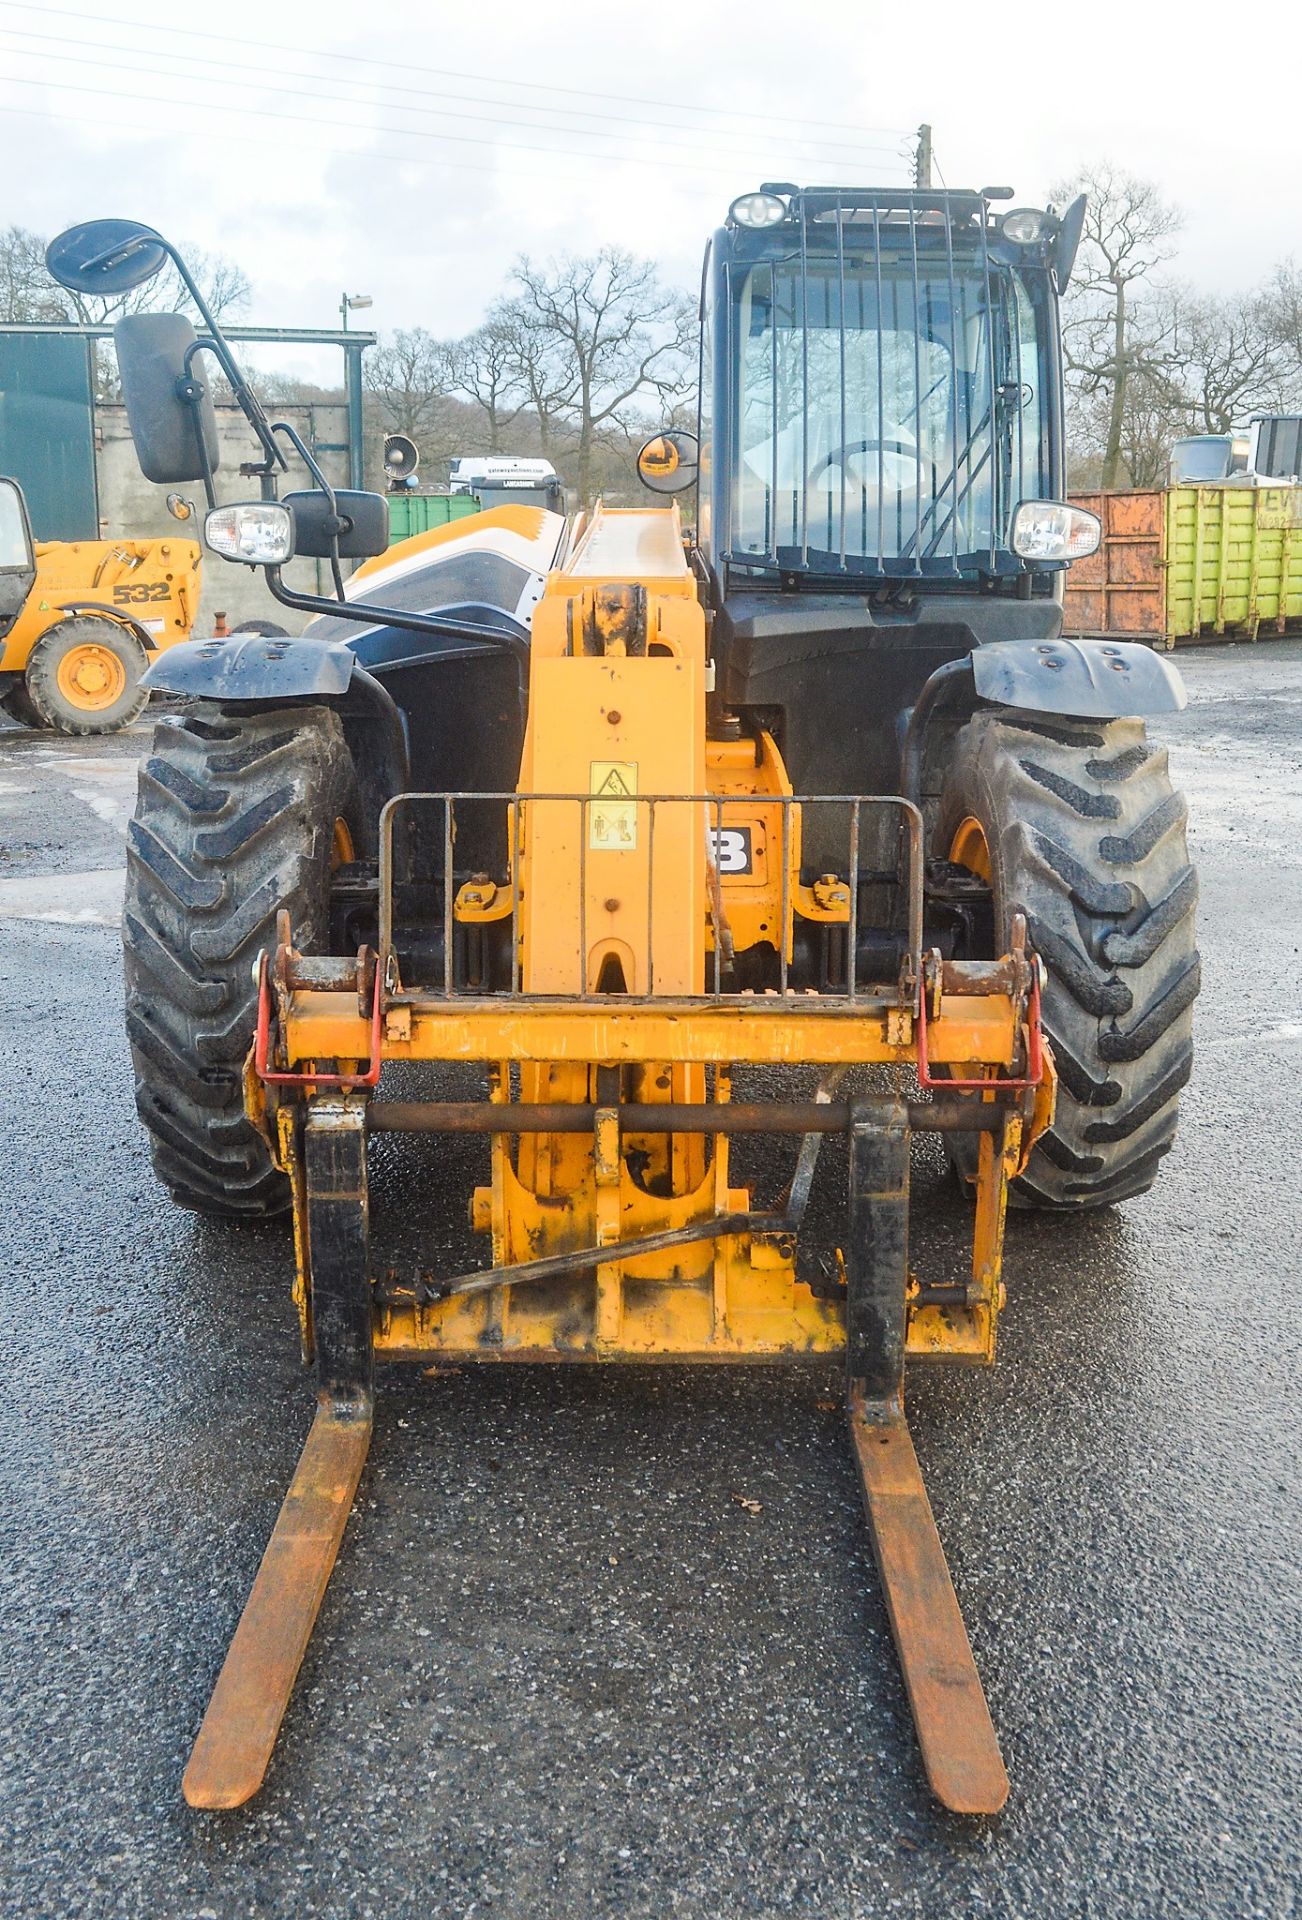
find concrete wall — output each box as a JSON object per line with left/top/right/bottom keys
{"left": 95, "top": 402, "right": 352, "bottom": 637}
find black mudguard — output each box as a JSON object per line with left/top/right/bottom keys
{"left": 898, "top": 637, "right": 1188, "bottom": 828}
{"left": 141, "top": 632, "right": 356, "bottom": 700}
{"left": 140, "top": 634, "right": 402, "bottom": 852}
{"left": 971, "top": 636, "right": 1186, "bottom": 718}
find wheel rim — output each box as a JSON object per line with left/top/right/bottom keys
{"left": 949, "top": 815, "right": 992, "bottom": 883}
{"left": 55, "top": 641, "right": 128, "bottom": 711}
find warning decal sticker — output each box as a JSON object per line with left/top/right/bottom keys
{"left": 589, "top": 760, "right": 638, "bottom": 850}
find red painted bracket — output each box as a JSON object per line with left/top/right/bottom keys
{"left": 253, "top": 951, "right": 384, "bottom": 1091}
{"left": 915, "top": 969, "right": 1043, "bottom": 1092}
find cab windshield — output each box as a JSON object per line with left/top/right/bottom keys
{"left": 731, "top": 255, "right": 1048, "bottom": 572}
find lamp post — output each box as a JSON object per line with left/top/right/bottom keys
{"left": 338, "top": 295, "right": 373, "bottom": 490}
{"left": 340, "top": 292, "right": 373, "bottom": 332}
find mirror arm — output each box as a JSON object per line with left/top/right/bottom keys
{"left": 270, "top": 420, "right": 338, "bottom": 506}
{"left": 269, "top": 419, "right": 347, "bottom": 585}
{"left": 152, "top": 235, "right": 284, "bottom": 472}
{"left": 178, "top": 337, "right": 220, "bottom": 509}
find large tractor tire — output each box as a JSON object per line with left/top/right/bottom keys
{"left": 936, "top": 710, "right": 1199, "bottom": 1209}
{"left": 123, "top": 704, "right": 359, "bottom": 1218}
{"left": 22, "top": 616, "right": 149, "bottom": 734}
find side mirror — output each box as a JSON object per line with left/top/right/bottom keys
{"left": 0, "top": 476, "right": 37, "bottom": 632}
{"left": 45, "top": 218, "right": 169, "bottom": 296}
{"left": 637, "top": 431, "right": 699, "bottom": 495}
{"left": 1053, "top": 195, "right": 1088, "bottom": 293}
{"left": 284, "top": 490, "right": 390, "bottom": 560}
{"left": 114, "top": 312, "right": 220, "bottom": 485}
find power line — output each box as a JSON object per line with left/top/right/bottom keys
{"left": 0, "top": 96, "right": 911, "bottom": 209}
{"left": 0, "top": 22, "right": 907, "bottom": 166}
{"left": 0, "top": 66, "right": 915, "bottom": 183}
{"left": 0, "top": 97, "right": 667, "bottom": 199}
{"left": 0, "top": 0, "right": 909, "bottom": 145}
{"left": 0, "top": 40, "right": 909, "bottom": 176}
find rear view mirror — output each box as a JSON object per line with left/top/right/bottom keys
{"left": 1053, "top": 195, "right": 1088, "bottom": 293}
{"left": 45, "top": 217, "right": 169, "bottom": 296}
{"left": 637, "top": 431, "right": 699, "bottom": 495}
{"left": 285, "top": 489, "right": 389, "bottom": 560}
{"left": 114, "top": 312, "right": 220, "bottom": 485}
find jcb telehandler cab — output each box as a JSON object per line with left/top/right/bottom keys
{"left": 46, "top": 196, "right": 1197, "bottom": 1816}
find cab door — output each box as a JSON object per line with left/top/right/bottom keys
{"left": 0, "top": 478, "right": 37, "bottom": 637}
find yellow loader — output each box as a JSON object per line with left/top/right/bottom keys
{"left": 0, "top": 473, "right": 200, "bottom": 734}
{"left": 45, "top": 200, "right": 1198, "bottom": 1816}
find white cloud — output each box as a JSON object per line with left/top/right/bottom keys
{"left": 0, "top": 0, "right": 1291, "bottom": 367}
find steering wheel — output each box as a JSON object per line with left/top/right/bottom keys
{"left": 807, "top": 437, "right": 919, "bottom": 486}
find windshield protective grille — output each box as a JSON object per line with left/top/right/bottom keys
{"left": 728, "top": 199, "right": 1046, "bottom": 577}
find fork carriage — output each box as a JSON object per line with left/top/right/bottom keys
{"left": 188, "top": 759, "right": 1053, "bottom": 1814}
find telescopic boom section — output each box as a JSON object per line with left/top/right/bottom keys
{"left": 518, "top": 502, "right": 708, "bottom": 995}
{"left": 182, "top": 500, "right": 1050, "bottom": 1814}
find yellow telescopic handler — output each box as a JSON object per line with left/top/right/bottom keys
{"left": 44, "top": 195, "right": 1198, "bottom": 1816}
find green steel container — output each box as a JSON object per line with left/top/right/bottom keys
{"left": 386, "top": 492, "right": 481, "bottom": 544}
{"left": 1165, "top": 485, "right": 1302, "bottom": 642}
{"left": 1066, "top": 485, "right": 1302, "bottom": 647}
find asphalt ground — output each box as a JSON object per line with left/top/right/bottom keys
{"left": 0, "top": 644, "right": 1299, "bottom": 1919}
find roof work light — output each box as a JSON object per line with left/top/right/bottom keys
{"left": 729, "top": 191, "right": 788, "bottom": 229}
{"left": 1001, "top": 208, "right": 1049, "bottom": 245}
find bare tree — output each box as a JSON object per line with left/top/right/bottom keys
{"left": 1116, "top": 358, "right": 1188, "bottom": 487}
{"left": 363, "top": 326, "right": 454, "bottom": 441}
{"left": 0, "top": 224, "right": 68, "bottom": 322}
{"left": 444, "top": 315, "right": 526, "bottom": 451}
{"left": 492, "top": 297, "right": 580, "bottom": 454}
{"left": 0, "top": 223, "right": 249, "bottom": 328}
{"left": 1260, "top": 262, "right": 1302, "bottom": 400}
{"left": 1052, "top": 165, "right": 1182, "bottom": 487}
{"left": 1168, "top": 284, "right": 1286, "bottom": 433}
{"left": 508, "top": 248, "right": 695, "bottom": 501}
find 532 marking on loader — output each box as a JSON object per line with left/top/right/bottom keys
{"left": 111, "top": 581, "right": 172, "bottom": 604}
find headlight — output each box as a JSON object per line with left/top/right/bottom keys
{"left": 1011, "top": 500, "right": 1101, "bottom": 562}
{"left": 729, "top": 191, "right": 787, "bottom": 229}
{"left": 204, "top": 501, "right": 294, "bottom": 565}
{"left": 1001, "top": 207, "right": 1047, "bottom": 245}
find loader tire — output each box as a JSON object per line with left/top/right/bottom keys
{"left": 123, "top": 703, "right": 359, "bottom": 1218}
{"left": 936, "top": 710, "right": 1199, "bottom": 1209}
{"left": 23, "top": 616, "right": 149, "bottom": 734}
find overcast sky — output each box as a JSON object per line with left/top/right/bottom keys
{"left": 3, "top": 0, "right": 1296, "bottom": 381}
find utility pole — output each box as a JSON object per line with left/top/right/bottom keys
{"left": 914, "top": 125, "right": 933, "bottom": 190}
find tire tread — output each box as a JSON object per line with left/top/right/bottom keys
{"left": 936, "top": 709, "right": 1198, "bottom": 1208}
{"left": 123, "top": 704, "right": 356, "bottom": 1218}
